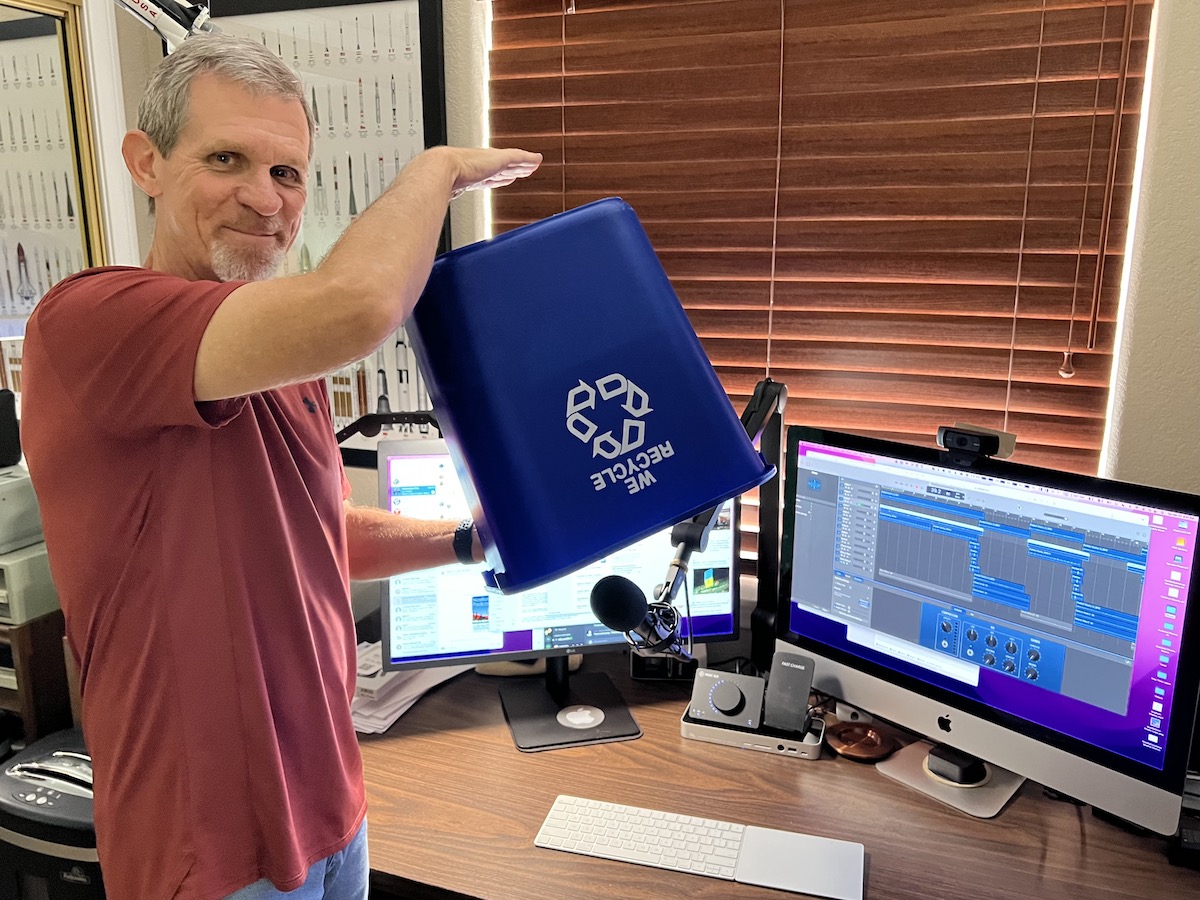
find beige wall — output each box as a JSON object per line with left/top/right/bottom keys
{"left": 441, "top": 0, "right": 489, "bottom": 250}
{"left": 1100, "top": 0, "right": 1200, "bottom": 494}
{"left": 85, "top": 0, "right": 1198, "bottom": 495}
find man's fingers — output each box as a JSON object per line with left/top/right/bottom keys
{"left": 448, "top": 149, "right": 542, "bottom": 199}
{"left": 453, "top": 168, "right": 539, "bottom": 198}
{"left": 485, "top": 163, "right": 540, "bottom": 184}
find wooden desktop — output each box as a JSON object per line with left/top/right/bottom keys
{"left": 359, "top": 650, "right": 1200, "bottom": 900}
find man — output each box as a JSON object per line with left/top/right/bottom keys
{"left": 20, "top": 34, "right": 540, "bottom": 900}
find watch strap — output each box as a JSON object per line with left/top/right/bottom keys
{"left": 453, "top": 519, "right": 475, "bottom": 565}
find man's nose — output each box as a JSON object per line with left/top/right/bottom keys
{"left": 236, "top": 170, "right": 284, "bottom": 217}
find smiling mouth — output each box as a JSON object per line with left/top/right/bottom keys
{"left": 225, "top": 217, "right": 281, "bottom": 231}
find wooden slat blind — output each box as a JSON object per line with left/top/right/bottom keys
{"left": 489, "top": 0, "right": 1152, "bottom": 489}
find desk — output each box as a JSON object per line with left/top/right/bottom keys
{"left": 360, "top": 651, "right": 1200, "bottom": 900}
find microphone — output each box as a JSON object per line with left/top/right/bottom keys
{"left": 590, "top": 575, "right": 693, "bottom": 663}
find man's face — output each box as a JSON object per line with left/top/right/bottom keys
{"left": 150, "top": 74, "right": 310, "bottom": 282}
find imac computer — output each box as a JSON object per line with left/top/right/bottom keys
{"left": 377, "top": 438, "right": 740, "bottom": 751}
{"left": 777, "top": 426, "right": 1200, "bottom": 834}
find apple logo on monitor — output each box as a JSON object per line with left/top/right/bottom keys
{"left": 937, "top": 715, "right": 952, "bottom": 732}
{"left": 557, "top": 705, "right": 605, "bottom": 730}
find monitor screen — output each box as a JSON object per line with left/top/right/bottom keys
{"left": 778, "top": 426, "right": 1200, "bottom": 834}
{"left": 378, "top": 438, "right": 739, "bottom": 671}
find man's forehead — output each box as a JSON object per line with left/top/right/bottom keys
{"left": 183, "top": 76, "right": 311, "bottom": 164}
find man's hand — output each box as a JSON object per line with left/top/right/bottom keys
{"left": 441, "top": 147, "right": 543, "bottom": 199}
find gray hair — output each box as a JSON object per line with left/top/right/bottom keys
{"left": 138, "top": 33, "right": 315, "bottom": 160}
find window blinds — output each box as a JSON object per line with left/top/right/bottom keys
{"left": 489, "top": 0, "right": 1152, "bottom": 512}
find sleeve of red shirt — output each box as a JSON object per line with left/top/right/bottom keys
{"left": 27, "top": 267, "right": 248, "bottom": 434}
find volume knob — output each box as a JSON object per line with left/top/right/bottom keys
{"left": 710, "top": 681, "right": 746, "bottom": 716}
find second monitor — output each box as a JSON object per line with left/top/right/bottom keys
{"left": 376, "top": 437, "right": 740, "bottom": 750}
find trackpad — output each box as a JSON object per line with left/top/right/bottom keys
{"left": 735, "top": 826, "right": 865, "bottom": 900}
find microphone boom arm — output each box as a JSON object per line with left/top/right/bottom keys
{"left": 653, "top": 378, "right": 788, "bottom": 653}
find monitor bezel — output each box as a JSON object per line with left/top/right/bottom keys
{"left": 777, "top": 425, "right": 1200, "bottom": 822}
{"left": 376, "top": 438, "right": 742, "bottom": 672}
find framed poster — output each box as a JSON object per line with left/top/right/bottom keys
{"left": 0, "top": 2, "right": 106, "bottom": 341}
{"left": 209, "top": 0, "right": 449, "bottom": 463}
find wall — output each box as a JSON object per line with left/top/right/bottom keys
{"left": 441, "top": 0, "right": 488, "bottom": 251}
{"left": 1100, "top": 0, "right": 1200, "bottom": 494}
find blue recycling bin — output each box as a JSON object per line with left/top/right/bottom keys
{"left": 409, "top": 197, "right": 774, "bottom": 592}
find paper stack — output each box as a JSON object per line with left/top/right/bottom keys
{"left": 352, "top": 641, "right": 472, "bottom": 734}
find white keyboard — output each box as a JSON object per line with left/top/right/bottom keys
{"left": 535, "top": 795, "right": 865, "bottom": 900}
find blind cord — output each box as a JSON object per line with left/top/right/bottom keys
{"left": 560, "top": 2, "right": 573, "bottom": 214}
{"left": 1087, "top": 0, "right": 1136, "bottom": 351}
{"left": 765, "top": 0, "right": 786, "bottom": 379}
{"left": 1062, "top": 0, "right": 1113, "bottom": 379}
{"left": 1003, "top": 0, "right": 1049, "bottom": 432}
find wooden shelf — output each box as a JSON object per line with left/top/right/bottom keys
{"left": 0, "top": 686, "right": 19, "bottom": 714}
{"left": 0, "top": 609, "right": 70, "bottom": 741}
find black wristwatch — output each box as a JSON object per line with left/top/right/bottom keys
{"left": 453, "top": 518, "right": 475, "bottom": 565}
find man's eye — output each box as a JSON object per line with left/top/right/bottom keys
{"left": 212, "top": 152, "right": 233, "bottom": 165}
{"left": 272, "top": 167, "right": 301, "bottom": 182}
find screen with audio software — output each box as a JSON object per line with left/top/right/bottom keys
{"left": 784, "top": 434, "right": 1198, "bottom": 771}
{"left": 378, "top": 439, "right": 739, "bottom": 670}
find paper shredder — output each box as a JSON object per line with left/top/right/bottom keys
{"left": 0, "top": 729, "right": 104, "bottom": 898}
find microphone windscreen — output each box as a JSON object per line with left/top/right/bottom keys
{"left": 590, "top": 575, "right": 648, "bottom": 632}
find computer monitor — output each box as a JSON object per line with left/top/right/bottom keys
{"left": 777, "top": 425, "right": 1200, "bottom": 834}
{"left": 377, "top": 437, "right": 740, "bottom": 751}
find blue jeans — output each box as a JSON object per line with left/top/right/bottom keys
{"left": 223, "top": 819, "right": 368, "bottom": 900}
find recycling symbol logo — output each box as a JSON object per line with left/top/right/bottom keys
{"left": 566, "top": 373, "right": 653, "bottom": 459}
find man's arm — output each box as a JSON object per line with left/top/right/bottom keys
{"left": 344, "top": 501, "right": 482, "bottom": 582}
{"left": 194, "top": 145, "right": 541, "bottom": 401}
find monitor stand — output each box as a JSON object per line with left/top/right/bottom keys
{"left": 497, "top": 655, "right": 642, "bottom": 752}
{"left": 876, "top": 740, "right": 1025, "bottom": 819}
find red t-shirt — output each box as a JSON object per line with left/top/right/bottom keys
{"left": 21, "top": 267, "right": 364, "bottom": 899}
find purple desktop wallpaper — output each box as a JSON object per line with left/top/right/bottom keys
{"left": 787, "top": 443, "right": 1196, "bottom": 772}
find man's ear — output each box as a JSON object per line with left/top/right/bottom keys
{"left": 121, "top": 130, "right": 164, "bottom": 200}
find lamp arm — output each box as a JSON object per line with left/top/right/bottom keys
{"left": 110, "top": 0, "right": 215, "bottom": 53}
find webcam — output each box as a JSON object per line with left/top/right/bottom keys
{"left": 936, "top": 426, "right": 1001, "bottom": 458}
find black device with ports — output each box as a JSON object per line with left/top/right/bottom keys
{"left": 1170, "top": 807, "right": 1200, "bottom": 870}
